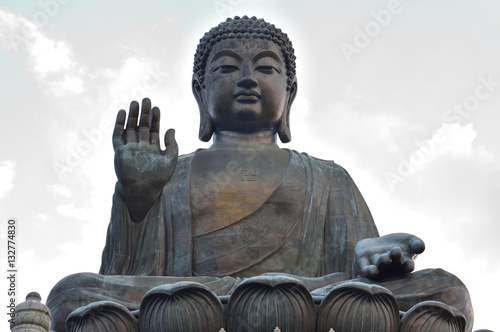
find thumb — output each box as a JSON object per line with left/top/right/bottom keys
{"left": 164, "top": 128, "right": 178, "bottom": 159}
{"left": 409, "top": 236, "right": 425, "bottom": 255}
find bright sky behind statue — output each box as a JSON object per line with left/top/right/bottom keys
{"left": 0, "top": 0, "right": 499, "bottom": 330}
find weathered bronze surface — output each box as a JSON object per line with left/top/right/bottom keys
{"left": 139, "top": 282, "right": 224, "bottom": 331}
{"left": 225, "top": 275, "right": 316, "bottom": 331}
{"left": 316, "top": 281, "right": 400, "bottom": 332}
{"left": 46, "top": 16, "right": 476, "bottom": 332}
{"left": 66, "top": 301, "right": 139, "bottom": 332}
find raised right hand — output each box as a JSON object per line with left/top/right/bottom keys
{"left": 113, "top": 98, "right": 178, "bottom": 222}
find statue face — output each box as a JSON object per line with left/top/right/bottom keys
{"left": 197, "top": 38, "right": 292, "bottom": 134}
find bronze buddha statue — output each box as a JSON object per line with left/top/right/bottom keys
{"left": 46, "top": 16, "right": 473, "bottom": 332}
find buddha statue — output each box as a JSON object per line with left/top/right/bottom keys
{"left": 46, "top": 16, "right": 474, "bottom": 331}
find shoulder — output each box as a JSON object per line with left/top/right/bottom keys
{"left": 288, "top": 149, "right": 348, "bottom": 172}
{"left": 178, "top": 151, "right": 196, "bottom": 165}
{"left": 287, "top": 149, "right": 358, "bottom": 183}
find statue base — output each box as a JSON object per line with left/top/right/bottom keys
{"left": 41, "top": 275, "right": 475, "bottom": 332}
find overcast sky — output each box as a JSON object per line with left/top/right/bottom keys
{"left": 1, "top": 0, "right": 499, "bottom": 330}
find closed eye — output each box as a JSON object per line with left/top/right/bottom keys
{"left": 213, "top": 65, "right": 239, "bottom": 73}
{"left": 256, "top": 66, "right": 280, "bottom": 74}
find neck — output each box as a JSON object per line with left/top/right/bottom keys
{"left": 211, "top": 130, "right": 279, "bottom": 149}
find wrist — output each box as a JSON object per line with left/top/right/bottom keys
{"left": 116, "top": 182, "right": 163, "bottom": 223}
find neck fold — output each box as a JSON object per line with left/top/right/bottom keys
{"left": 211, "top": 130, "right": 279, "bottom": 149}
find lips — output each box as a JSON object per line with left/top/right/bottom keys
{"left": 233, "top": 90, "right": 261, "bottom": 102}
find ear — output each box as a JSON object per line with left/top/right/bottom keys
{"left": 278, "top": 78, "right": 297, "bottom": 143}
{"left": 192, "top": 76, "right": 214, "bottom": 142}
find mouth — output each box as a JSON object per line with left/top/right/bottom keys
{"left": 233, "top": 90, "right": 261, "bottom": 103}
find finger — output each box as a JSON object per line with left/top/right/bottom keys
{"left": 357, "top": 256, "right": 378, "bottom": 278}
{"left": 377, "top": 252, "right": 392, "bottom": 266}
{"left": 390, "top": 246, "right": 403, "bottom": 260}
{"left": 112, "top": 110, "right": 126, "bottom": 149}
{"left": 400, "top": 255, "right": 415, "bottom": 274}
{"left": 139, "top": 98, "right": 152, "bottom": 143}
{"left": 409, "top": 237, "right": 425, "bottom": 254}
{"left": 370, "top": 253, "right": 381, "bottom": 266}
{"left": 150, "top": 107, "right": 160, "bottom": 146}
{"left": 361, "top": 265, "right": 379, "bottom": 278}
{"left": 164, "top": 128, "right": 178, "bottom": 159}
{"left": 125, "top": 101, "right": 139, "bottom": 143}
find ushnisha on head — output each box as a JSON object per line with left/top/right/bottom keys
{"left": 192, "top": 15, "right": 298, "bottom": 143}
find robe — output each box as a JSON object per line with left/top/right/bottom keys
{"left": 99, "top": 149, "right": 379, "bottom": 278}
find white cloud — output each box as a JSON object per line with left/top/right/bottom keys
{"left": 410, "top": 122, "right": 499, "bottom": 174}
{"left": 30, "top": 32, "right": 72, "bottom": 76}
{"left": 43, "top": 72, "right": 85, "bottom": 95}
{"left": 433, "top": 123, "right": 477, "bottom": 157}
{"left": 104, "top": 56, "right": 168, "bottom": 110}
{"left": 316, "top": 102, "right": 412, "bottom": 155}
{"left": 56, "top": 203, "right": 90, "bottom": 221}
{"left": 0, "top": 8, "right": 84, "bottom": 95}
{"left": 0, "top": 8, "right": 37, "bottom": 51}
{"left": 0, "top": 160, "right": 16, "bottom": 199}
{"left": 48, "top": 184, "right": 72, "bottom": 198}
{"left": 389, "top": 123, "right": 480, "bottom": 179}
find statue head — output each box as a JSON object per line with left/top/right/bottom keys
{"left": 192, "top": 16, "right": 297, "bottom": 143}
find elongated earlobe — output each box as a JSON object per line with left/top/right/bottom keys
{"left": 278, "top": 112, "right": 291, "bottom": 143}
{"left": 198, "top": 109, "right": 214, "bottom": 142}
{"left": 278, "top": 80, "right": 297, "bottom": 143}
{"left": 192, "top": 77, "right": 214, "bottom": 142}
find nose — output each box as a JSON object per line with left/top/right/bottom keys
{"left": 237, "top": 62, "right": 257, "bottom": 89}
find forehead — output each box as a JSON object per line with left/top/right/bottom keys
{"left": 206, "top": 38, "right": 285, "bottom": 65}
